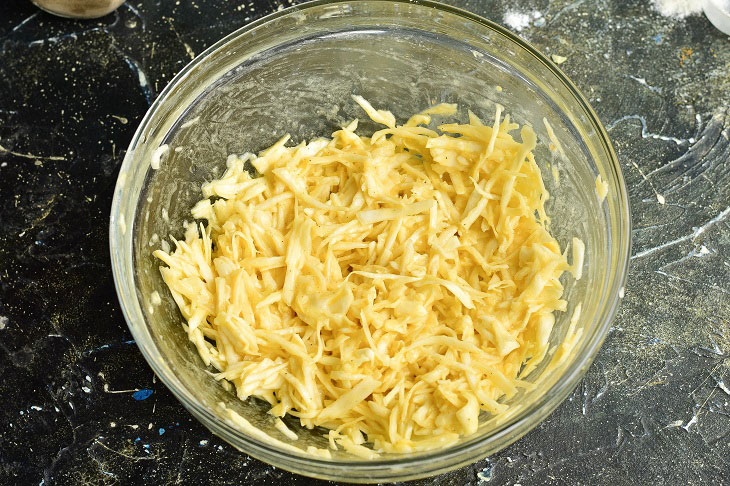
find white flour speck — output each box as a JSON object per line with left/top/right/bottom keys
{"left": 504, "top": 11, "right": 530, "bottom": 30}
{"left": 504, "top": 10, "right": 543, "bottom": 31}
{"left": 652, "top": 0, "right": 703, "bottom": 18}
{"left": 0, "top": 316, "right": 7, "bottom": 329}
{"left": 683, "top": 414, "right": 698, "bottom": 430}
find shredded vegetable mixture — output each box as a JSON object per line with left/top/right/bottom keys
{"left": 154, "top": 97, "right": 582, "bottom": 456}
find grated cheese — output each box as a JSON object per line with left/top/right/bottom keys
{"left": 595, "top": 174, "right": 608, "bottom": 202}
{"left": 151, "top": 144, "right": 169, "bottom": 170}
{"left": 154, "top": 98, "right": 581, "bottom": 455}
{"left": 551, "top": 164, "right": 560, "bottom": 186}
{"left": 274, "top": 417, "right": 299, "bottom": 441}
{"left": 543, "top": 117, "right": 565, "bottom": 158}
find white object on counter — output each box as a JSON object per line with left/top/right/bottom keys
{"left": 704, "top": 0, "right": 730, "bottom": 34}
{"left": 653, "top": 0, "right": 703, "bottom": 18}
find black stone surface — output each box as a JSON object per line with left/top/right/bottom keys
{"left": 1, "top": 0, "right": 729, "bottom": 484}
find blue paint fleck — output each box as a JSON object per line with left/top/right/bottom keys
{"left": 134, "top": 437, "right": 141, "bottom": 444}
{"left": 100, "top": 470, "right": 117, "bottom": 479}
{"left": 159, "top": 428, "right": 166, "bottom": 435}
{"left": 84, "top": 339, "right": 137, "bottom": 356}
{"left": 653, "top": 33, "right": 663, "bottom": 44}
{"left": 643, "top": 336, "right": 662, "bottom": 345}
{"left": 132, "top": 389, "right": 154, "bottom": 400}
{"left": 477, "top": 461, "right": 494, "bottom": 482}
{"left": 143, "top": 444, "right": 150, "bottom": 449}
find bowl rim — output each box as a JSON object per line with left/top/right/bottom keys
{"left": 109, "top": 0, "right": 631, "bottom": 480}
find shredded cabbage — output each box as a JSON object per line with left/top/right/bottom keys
{"left": 154, "top": 97, "right": 581, "bottom": 456}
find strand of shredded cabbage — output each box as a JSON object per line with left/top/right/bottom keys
{"left": 153, "top": 97, "right": 583, "bottom": 457}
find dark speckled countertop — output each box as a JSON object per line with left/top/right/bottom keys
{"left": 1, "top": 0, "right": 729, "bottom": 484}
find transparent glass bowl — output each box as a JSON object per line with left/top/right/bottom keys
{"left": 109, "top": 0, "right": 630, "bottom": 482}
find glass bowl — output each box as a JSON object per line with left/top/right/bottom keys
{"left": 109, "top": 0, "right": 630, "bottom": 482}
